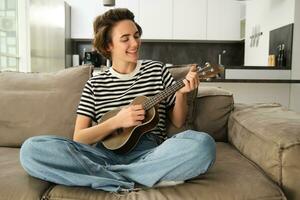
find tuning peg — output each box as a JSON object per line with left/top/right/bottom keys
{"left": 205, "top": 62, "right": 211, "bottom": 67}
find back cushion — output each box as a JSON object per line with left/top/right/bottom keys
{"left": 194, "top": 86, "right": 234, "bottom": 142}
{"left": 0, "top": 66, "right": 92, "bottom": 147}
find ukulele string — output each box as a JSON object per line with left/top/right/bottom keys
{"left": 143, "top": 65, "right": 217, "bottom": 110}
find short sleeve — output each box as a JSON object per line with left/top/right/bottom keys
{"left": 161, "top": 64, "right": 176, "bottom": 108}
{"left": 76, "top": 80, "right": 96, "bottom": 121}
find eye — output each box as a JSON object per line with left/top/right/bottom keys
{"left": 121, "top": 37, "right": 129, "bottom": 42}
{"left": 134, "top": 34, "right": 141, "bottom": 39}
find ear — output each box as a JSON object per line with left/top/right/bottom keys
{"left": 106, "top": 45, "right": 111, "bottom": 52}
{"left": 106, "top": 42, "right": 114, "bottom": 52}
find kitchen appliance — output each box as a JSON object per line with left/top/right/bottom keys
{"left": 83, "top": 51, "right": 106, "bottom": 68}
{"left": 30, "top": 0, "right": 71, "bottom": 72}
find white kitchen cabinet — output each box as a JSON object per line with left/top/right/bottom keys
{"left": 115, "top": 0, "right": 140, "bottom": 23}
{"left": 139, "top": 0, "right": 173, "bottom": 40}
{"left": 67, "top": 0, "right": 242, "bottom": 41}
{"left": 67, "top": 0, "right": 139, "bottom": 39}
{"left": 173, "top": 0, "right": 207, "bottom": 40}
{"left": 207, "top": 0, "right": 241, "bottom": 41}
{"left": 65, "top": 0, "right": 105, "bottom": 39}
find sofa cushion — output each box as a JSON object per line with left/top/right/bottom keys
{"left": 228, "top": 103, "right": 300, "bottom": 200}
{"left": 165, "top": 65, "right": 198, "bottom": 136}
{"left": 0, "top": 147, "right": 52, "bottom": 200}
{"left": 43, "top": 143, "right": 285, "bottom": 200}
{"left": 0, "top": 66, "right": 92, "bottom": 147}
{"left": 194, "top": 86, "right": 234, "bottom": 142}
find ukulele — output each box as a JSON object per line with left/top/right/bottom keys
{"left": 99, "top": 63, "right": 223, "bottom": 154}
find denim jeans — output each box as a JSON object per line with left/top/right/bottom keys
{"left": 20, "top": 130, "right": 216, "bottom": 192}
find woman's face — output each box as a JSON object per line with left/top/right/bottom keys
{"left": 108, "top": 20, "right": 141, "bottom": 64}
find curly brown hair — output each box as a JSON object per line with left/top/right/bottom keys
{"left": 93, "top": 8, "right": 142, "bottom": 59}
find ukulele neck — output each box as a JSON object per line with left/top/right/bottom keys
{"left": 142, "top": 79, "right": 185, "bottom": 111}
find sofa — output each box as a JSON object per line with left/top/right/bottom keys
{"left": 0, "top": 65, "right": 299, "bottom": 200}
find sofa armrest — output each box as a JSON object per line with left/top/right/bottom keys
{"left": 228, "top": 103, "right": 300, "bottom": 200}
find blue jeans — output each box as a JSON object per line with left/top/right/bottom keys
{"left": 20, "top": 130, "right": 216, "bottom": 192}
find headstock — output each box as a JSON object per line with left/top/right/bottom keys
{"left": 196, "top": 62, "right": 224, "bottom": 80}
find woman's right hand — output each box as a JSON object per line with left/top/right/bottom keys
{"left": 114, "top": 105, "right": 145, "bottom": 128}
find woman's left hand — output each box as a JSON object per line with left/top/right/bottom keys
{"left": 178, "top": 64, "right": 199, "bottom": 94}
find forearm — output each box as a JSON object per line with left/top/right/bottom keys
{"left": 170, "top": 92, "right": 188, "bottom": 128}
{"left": 73, "top": 117, "right": 118, "bottom": 145}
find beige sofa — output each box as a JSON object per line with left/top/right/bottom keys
{"left": 0, "top": 65, "right": 299, "bottom": 200}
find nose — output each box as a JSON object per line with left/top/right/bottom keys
{"left": 131, "top": 37, "right": 140, "bottom": 48}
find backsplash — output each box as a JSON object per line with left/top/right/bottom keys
{"left": 139, "top": 41, "right": 244, "bottom": 66}
{"left": 72, "top": 40, "right": 244, "bottom": 67}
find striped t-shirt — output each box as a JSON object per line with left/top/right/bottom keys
{"left": 77, "top": 60, "right": 176, "bottom": 139}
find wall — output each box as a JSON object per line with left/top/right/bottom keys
{"left": 290, "top": 0, "right": 300, "bottom": 112}
{"left": 244, "top": 0, "right": 295, "bottom": 66}
{"left": 202, "top": 82, "right": 290, "bottom": 108}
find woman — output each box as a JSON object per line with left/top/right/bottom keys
{"left": 20, "top": 8, "right": 216, "bottom": 192}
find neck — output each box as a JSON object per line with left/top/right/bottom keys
{"left": 112, "top": 60, "right": 137, "bottom": 74}
{"left": 143, "top": 79, "right": 185, "bottom": 110}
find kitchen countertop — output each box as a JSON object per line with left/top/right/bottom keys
{"left": 202, "top": 78, "right": 300, "bottom": 83}
{"left": 218, "top": 66, "right": 299, "bottom": 83}
{"left": 225, "top": 66, "right": 291, "bottom": 70}
{"left": 93, "top": 65, "right": 300, "bottom": 83}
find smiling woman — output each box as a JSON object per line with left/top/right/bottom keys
{"left": 19, "top": 8, "right": 216, "bottom": 193}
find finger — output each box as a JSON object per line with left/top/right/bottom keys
{"left": 189, "top": 64, "right": 197, "bottom": 72}
{"left": 132, "top": 120, "right": 142, "bottom": 126}
{"left": 183, "top": 78, "right": 189, "bottom": 87}
{"left": 132, "top": 104, "right": 143, "bottom": 110}
{"left": 186, "top": 74, "right": 197, "bottom": 89}
{"left": 136, "top": 109, "right": 145, "bottom": 116}
{"left": 183, "top": 79, "right": 191, "bottom": 90}
{"left": 134, "top": 114, "right": 145, "bottom": 122}
{"left": 188, "top": 70, "right": 197, "bottom": 76}
{"left": 136, "top": 115, "right": 145, "bottom": 121}
{"left": 191, "top": 73, "right": 199, "bottom": 88}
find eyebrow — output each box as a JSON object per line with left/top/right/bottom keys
{"left": 120, "top": 31, "right": 140, "bottom": 38}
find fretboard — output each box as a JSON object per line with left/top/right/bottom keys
{"left": 142, "top": 80, "right": 185, "bottom": 110}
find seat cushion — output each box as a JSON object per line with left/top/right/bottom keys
{"left": 44, "top": 143, "right": 285, "bottom": 200}
{"left": 0, "top": 147, "right": 51, "bottom": 200}
{"left": 229, "top": 103, "right": 300, "bottom": 200}
{"left": 0, "top": 65, "right": 92, "bottom": 147}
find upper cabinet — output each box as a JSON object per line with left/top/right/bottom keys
{"left": 115, "top": 0, "right": 140, "bottom": 23}
{"left": 67, "top": 0, "right": 242, "bottom": 41}
{"left": 139, "top": 0, "right": 173, "bottom": 40}
{"left": 65, "top": 0, "right": 104, "bottom": 39}
{"left": 207, "top": 0, "right": 241, "bottom": 40}
{"left": 173, "top": 0, "right": 207, "bottom": 40}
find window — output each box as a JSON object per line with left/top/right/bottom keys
{"left": 0, "top": 0, "right": 18, "bottom": 71}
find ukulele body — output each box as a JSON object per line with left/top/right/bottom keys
{"left": 100, "top": 95, "right": 159, "bottom": 154}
